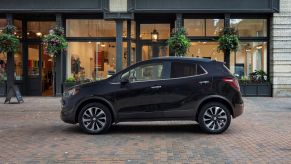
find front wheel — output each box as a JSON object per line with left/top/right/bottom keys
{"left": 78, "top": 103, "right": 112, "bottom": 134}
{"left": 198, "top": 102, "right": 231, "bottom": 134}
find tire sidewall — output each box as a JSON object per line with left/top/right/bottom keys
{"left": 198, "top": 102, "right": 231, "bottom": 134}
{"left": 78, "top": 102, "right": 112, "bottom": 134}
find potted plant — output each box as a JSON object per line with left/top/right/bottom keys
{"left": 63, "top": 76, "right": 77, "bottom": 91}
{"left": 0, "top": 25, "right": 20, "bottom": 96}
{"left": 217, "top": 27, "right": 239, "bottom": 68}
{"left": 42, "top": 26, "right": 68, "bottom": 95}
{"left": 239, "top": 70, "right": 272, "bottom": 97}
{"left": 167, "top": 28, "right": 191, "bottom": 56}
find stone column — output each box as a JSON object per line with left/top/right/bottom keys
{"left": 55, "top": 14, "right": 64, "bottom": 96}
{"left": 175, "top": 13, "right": 183, "bottom": 29}
{"left": 127, "top": 20, "right": 131, "bottom": 67}
{"left": 116, "top": 20, "right": 123, "bottom": 72}
{"left": 224, "top": 14, "right": 231, "bottom": 69}
{"left": 272, "top": 0, "right": 291, "bottom": 96}
{"left": 6, "top": 14, "right": 15, "bottom": 91}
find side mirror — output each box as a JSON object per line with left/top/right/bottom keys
{"left": 120, "top": 78, "right": 129, "bottom": 85}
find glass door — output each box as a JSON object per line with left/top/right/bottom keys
{"left": 27, "top": 44, "right": 54, "bottom": 96}
{"left": 27, "top": 44, "right": 42, "bottom": 96}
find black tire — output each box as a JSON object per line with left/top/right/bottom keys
{"left": 78, "top": 102, "right": 112, "bottom": 134}
{"left": 198, "top": 102, "right": 231, "bottom": 134}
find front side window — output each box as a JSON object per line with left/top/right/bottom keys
{"left": 121, "top": 63, "right": 164, "bottom": 82}
{"left": 171, "top": 62, "right": 205, "bottom": 78}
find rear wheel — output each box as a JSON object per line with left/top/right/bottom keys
{"left": 78, "top": 103, "right": 112, "bottom": 134}
{"left": 198, "top": 102, "right": 231, "bottom": 134}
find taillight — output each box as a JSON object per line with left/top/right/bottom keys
{"left": 223, "top": 78, "right": 240, "bottom": 91}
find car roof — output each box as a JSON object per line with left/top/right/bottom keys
{"left": 150, "top": 56, "right": 215, "bottom": 63}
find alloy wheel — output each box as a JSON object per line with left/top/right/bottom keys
{"left": 82, "top": 107, "right": 107, "bottom": 132}
{"left": 202, "top": 106, "right": 228, "bottom": 131}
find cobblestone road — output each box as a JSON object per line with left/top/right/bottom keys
{"left": 0, "top": 97, "right": 291, "bottom": 163}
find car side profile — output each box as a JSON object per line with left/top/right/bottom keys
{"left": 61, "top": 57, "right": 244, "bottom": 134}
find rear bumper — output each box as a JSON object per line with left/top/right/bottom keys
{"left": 233, "top": 103, "right": 244, "bottom": 118}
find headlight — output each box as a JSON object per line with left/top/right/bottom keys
{"left": 63, "top": 87, "right": 80, "bottom": 97}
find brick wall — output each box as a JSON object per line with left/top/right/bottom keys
{"left": 271, "top": 0, "right": 291, "bottom": 96}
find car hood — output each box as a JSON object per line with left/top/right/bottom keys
{"left": 77, "top": 79, "right": 108, "bottom": 89}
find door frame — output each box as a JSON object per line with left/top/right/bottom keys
{"left": 26, "top": 42, "right": 43, "bottom": 96}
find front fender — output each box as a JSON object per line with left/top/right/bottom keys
{"left": 74, "top": 96, "right": 118, "bottom": 123}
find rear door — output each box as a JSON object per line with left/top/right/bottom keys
{"left": 161, "top": 61, "right": 212, "bottom": 118}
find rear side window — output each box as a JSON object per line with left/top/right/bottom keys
{"left": 171, "top": 62, "right": 205, "bottom": 78}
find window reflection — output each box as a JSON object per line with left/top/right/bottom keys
{"left": 0, "top": 19, "right": 7, "bottom": 33}
{"left": 27, "top": 21, "right": 55, "bottom": 38}
{"left": 140, "top": 24, "right": 170, "bottom": 40}
{"left": 184, "top": 19, "right": 224, "bottom": 36}
{"left": 67, "top": 42, "right": 128, "bottom": 81}
{"left": 187, "top": 42, "right": 224, "bottom": 61}
{"left": 66, "top": 19, "right": 117, "bottom": 37}
{"left": 230, "top": 19, "right": 267, "bottom": 37}
{"left": 0, "top": 45, "right": 23, "bottom": 80}
{"left": 230, "top": 42, "right": 267, "bottom": 79}
{"left": 142, "top": 44, "right": 169, "bottom": 61}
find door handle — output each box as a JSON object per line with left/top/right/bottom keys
{"left": 199, "top": 81, "right": 210, "bottom": 85}
{"left": 151, "top": 85, "right": 162, "bottom": 89}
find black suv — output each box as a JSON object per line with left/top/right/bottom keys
{"left": 61, "top": 57, "right": 244, "bottom": 134}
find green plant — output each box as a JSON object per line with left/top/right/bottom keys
{"left": 217, "top": 27, "right": 239, "bottom": 53}
{"left": 65, "top": 76, "right": 76, "bottom": 83}
{"left": 167, "top": 28, "right": 191, "bottom": 56}
{"left": 42, "top": 26, "right": 68, "bottom": 55}
{"left": 0, "top": 25, "right": 20, "bottom": 54}
{"left": 249, "top": 70, "right": 268, "bottom": 83}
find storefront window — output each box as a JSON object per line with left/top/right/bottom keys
{"left": 184, "top": 19, "right": 224, "bottom": 36}
{"left": 66, "top": 19, "right": 116, "bottom": 37}
{"left": 142, "top": 44, "right": 169, "bottom": 61}
{"left": 130, "top": 42, "right": 136, "bottom": 65}
{"left": 140, "top": 24, "right": 170, "bottom": 40}
{"left": 0, "top": 45, "right": 23, "bottom": 81}
{"left": 14, "top": 20, "right": 22, "bottom": 38}
{"left": 67, "top": 42, "right": 129, "bottom": 81}
{"left": 27, "top": 21, "right": 55, "bottom": 39}
{"left": 0, "top": 19, "right": 7, "bottom": 33}
{"left": 230, "top": 19, "right": 267, "bottom": 37}
{"left": 230, "top": 42, "right": 267, "bottom": 79}
{"left": 187, "top": 42, "right": 224, "bottom": 61}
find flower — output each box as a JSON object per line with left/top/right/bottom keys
{"left": 42, "top": 26, "right": 67, "bottom": 55}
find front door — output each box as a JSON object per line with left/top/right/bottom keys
{"left": 115, "top": 61, "right": 167, "bottom": 120}
{"left": 27, "top": 44, "right": 53, "bottom": 96}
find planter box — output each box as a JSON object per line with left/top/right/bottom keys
{"left": 62, "top": 82, "right": 78, "bottom": 92}
{"left": 239, "top": 82, "right": 272, "bottom": 97}
{"left": 0, "top": 82, "right": 6, "bottom": 97}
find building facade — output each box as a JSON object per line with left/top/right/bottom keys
{"left": 0, "top": 0, "right": 288, "bottom": 97}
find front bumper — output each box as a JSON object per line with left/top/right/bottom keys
{"left": 60, "top": 98, "right": 77, "bottom": 124}
{"left": 233, "top": 103, "right": 244, "bottom": 118}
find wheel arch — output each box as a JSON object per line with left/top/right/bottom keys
{"left": 195, "top": 95, "right": 234, "bottom": 121}
{"left": 75, "top": 97, "right": 118, "bottom": 123}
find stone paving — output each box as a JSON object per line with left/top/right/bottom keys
{"left": 0, "top": 97, "right": 291, "bottom": 163}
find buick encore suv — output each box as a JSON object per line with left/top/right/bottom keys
{"left": 61, "top": 57, "right": 244, "bottom": 134}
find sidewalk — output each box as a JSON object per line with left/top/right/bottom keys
{"left": 0, "top": 97, "right": 291, "bottom": 163}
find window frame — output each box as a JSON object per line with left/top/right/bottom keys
{"left": 170, "top": 61, "right": 207, "bottom": 79}
{"left": 120, "top": 61, "right": 166, "bottom": 83}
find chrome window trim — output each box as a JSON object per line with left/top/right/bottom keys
{"left": 110, "top": 65, "right": 208, "bottom": 85}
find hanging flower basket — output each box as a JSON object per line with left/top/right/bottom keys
{"left": 0, "top": 25, "right": 20, "bottom": 54}
{"left": 42, "top": 26, "right": 68, "bottom": 56}
{"left": 217, "top": 27, "right": 240, "bottom": 53}
{"left": 167, "top": 28, "right": 191, "bottom": 56}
